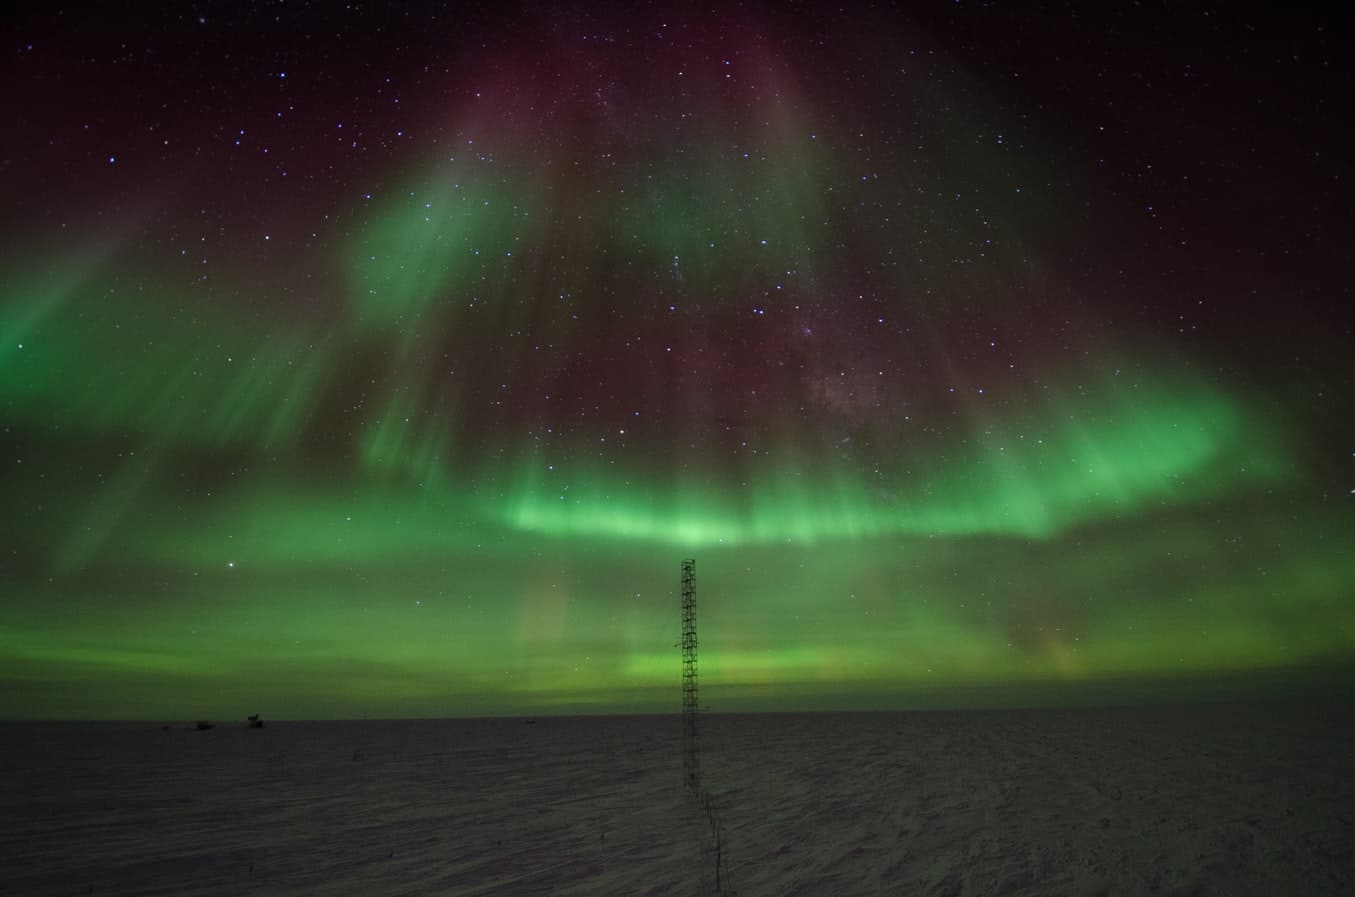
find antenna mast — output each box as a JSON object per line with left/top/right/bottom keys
{"left": 681, "top": 557, "right": 700, "bottom": 791}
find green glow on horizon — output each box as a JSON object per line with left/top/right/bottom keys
{"left": 2, "top": 247, "right": 1343, "bottom": 720}
{"left": 5, "top": 496, "right": 1351, "bottom": 719}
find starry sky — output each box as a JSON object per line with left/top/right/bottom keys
{"left": 3, "top": 2, "right": 1353, "bottom": 720}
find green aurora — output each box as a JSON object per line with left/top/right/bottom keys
{"left": 2, "top": 4, "right": 1353, "bottom": 719}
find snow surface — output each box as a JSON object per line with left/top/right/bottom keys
{"left": 2, "top": 703, "right": 1352, "bottom": 896}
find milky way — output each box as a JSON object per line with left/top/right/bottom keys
{"left": 2, "top": 3, "right": 1352, "bottom": 718}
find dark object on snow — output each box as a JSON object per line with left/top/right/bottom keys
{"left": 248, "top": 714, "right": 264, "bottom": 728}
{"left": 195, "top": 721, "right": 215, "bottom": 731}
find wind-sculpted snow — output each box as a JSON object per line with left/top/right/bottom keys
{"left": 2, "top": 706, "right": 1352, "bottom": 896}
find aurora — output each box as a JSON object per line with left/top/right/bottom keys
{"left": 1, "top": 2, "right": 1351, "bottom": 720}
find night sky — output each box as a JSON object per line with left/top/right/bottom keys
{"left": 3, "top": 2, "right": 1352, "bottom": 719}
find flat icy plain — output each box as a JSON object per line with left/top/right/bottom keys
{"left": 3, "top": 703, "right": 1351, "bottom": 896}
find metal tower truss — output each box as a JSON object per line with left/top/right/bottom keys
{"left": 681, "top": 558, "right": 700, "bottom": 790}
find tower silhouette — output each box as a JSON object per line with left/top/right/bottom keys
{"left": 681, "top": 557, "right": 700, "bottom": 791}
